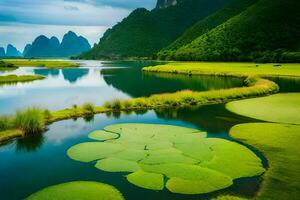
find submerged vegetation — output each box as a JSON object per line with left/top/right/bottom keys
{"left": 230, "top": 123, "right": 300, "bottom": 199}
{"left": 26, "top": 181, "right": 124, "bottom": 200}
{"left": 67, "top": 124, "right": 264, "bottom": 194}
{"left": 0, "top": 75, "right": 45, "bottom": 84}
{"left": 3, "top": 59, "right": 79, "bottom": 68}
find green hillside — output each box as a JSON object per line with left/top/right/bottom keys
{"left": 169, "top": 0, "right": 300, "bottom": 62}
{"left": 157, "top": 0, "right": 257, "bottom": 60}
{"left": 78, "top": 0, "right": 227, "bottom": 59}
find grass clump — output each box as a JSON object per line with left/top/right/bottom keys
{"left": 82, "top": 103, "right": 95, "bottom": 115}
{"left": 0, "top": 116, "right": 12, "bottom": 131}
{"left": 14, "top": 108, "right": 45, "bottom": 135}
{"left": 111, "top": 99, "right": 122, "bottom": 110}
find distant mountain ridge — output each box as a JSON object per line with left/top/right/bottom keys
{"left": 24, "top": 31, "right": 91, "bottom": 58}
{"left": 0, "top": 44, "right": 22, "bottom": 57}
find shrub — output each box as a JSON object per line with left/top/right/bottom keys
{"left": 82, "top": 103, "right": 94, "bottom": 115}
{"left": 111, "top": 99, "right": 122, "bottom": 110}
{"left": 14, "top": 108, "right": 45, "bottom": 134}
{"left": 103, "top": 101, "right": 112, "bottom": 109}
{"left": 123, "top": 100, "right": 133, "bottom": 109}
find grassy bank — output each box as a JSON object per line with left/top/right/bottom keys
{"left": 3, "top": 59, "right": 79, "bottom": 68}
{"left": 230, "top": 123, "right": 300, "bottom": 199}
{"left": 0, "top": 75, "right": 45, "bottom": 84}
{"left": 0, "top": 60, "right": 18, "bottom": 71}
{"left": 0, "top": 76, "right": 279, "bottom": 144}
{"left": 143, "top": 62, "right": 300, "bottom": 78}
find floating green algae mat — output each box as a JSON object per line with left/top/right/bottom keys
{"left": 26, "top": 181, "right": 124, "bottom": 200}
{"left": 67, "top": 123, "right": 265, "bottom": 195}
{"left": 230, "top": 123, "right": 300, "bottom": 199}
{"left": 226, "top": 93, "right": 300, "bottom": 124}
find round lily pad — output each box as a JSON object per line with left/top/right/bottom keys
{"left": 26, "top": 181, "right": 124, "bottom": 200}
{"left": 226, "top": 93, "right": 300, "bottom": 124}
{"left": 67, "top": 123, "right": 265, "bottom": 195}
{"left": 127, "top": 170, "right": 164, "bottom": 190}
{"left": 89, "top": 130, "right": 119, "bottom": 141}
{"left": 67, "top": 142, "right": 124, "bottom": 162}
{"left": 95, "top": 158, "right": 140, "bottom": 172}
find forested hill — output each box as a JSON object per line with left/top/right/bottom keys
{"left": 161, "top": 0, "right": 300, "bottom": 62}
{"left": 78, "top": 0, "right": 227, "bottom": 59}
{"left": 157, "top": 0, "right": 258, "bottom": 58}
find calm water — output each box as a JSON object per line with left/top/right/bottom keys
{"left": 0, "top": 61, "right": 298, "bottom": 200}
{"left": 0, "top": 61, "right": 243, "bottom": 115}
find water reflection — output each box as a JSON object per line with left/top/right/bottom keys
{"left": 268, "top": 76, "right": 300, "bottom": 92}
{"left": 16, "top": 134, "right": 44, "bottom": 152}
{"left": 101, "top": 65, "right": 243, "bottom": 97}
{"left": 34, "top": 69, "right": 59, "bottom": 77}
{"left": 61, "top": 68, "right": 89, "bottom": 83}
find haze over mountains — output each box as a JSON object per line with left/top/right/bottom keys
{"left": 0, "top": 31, "right": 91, "bottom": 58}
{"left": 79, "top": 0, "right": 300, "bottom": 62}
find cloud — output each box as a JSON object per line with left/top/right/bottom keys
{"left": 0, "top": 0, "right": 156, "bottom": 50}
{"left": 0, "top": 0, "right": 145, "bottom": 26}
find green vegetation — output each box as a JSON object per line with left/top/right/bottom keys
{"left": 0, "top": 60, "right": 18, "bottom": 71}
{"left": 158, "top": 0, "right": 257, "bottom": 59}
{"left": 164, "top": 0, "right": 299, "bottom": 62}
{"left": 143, "top": 62, "right": 300, "bottom": 78}
{"left": 127, "top": 170, "right": 164, "bottom": 190}
{"left": 226, "top": 93, "right": 300, "bottom": 124}
{"left": 0, "top": 75, "right": 45, "bottom": 84}
{"left": 230, "top": 123, "right": 300, "bottom": 199}
{"left": 0, "top": 129, "right": 23, "bottom": 144}
{"left": 25, "top": 181, "right": 124, "bottom": 200}
{"left": 3, "top": 59, "right": 79, "bottom": 68}
{"left": 78, "top": 0, "right": 227, "bottom": 59}
{"left": 14, "top": 108, "right": 46, "bottom": 135}
{"left": 67, "top": 123, "right": 264, "bottom": 194}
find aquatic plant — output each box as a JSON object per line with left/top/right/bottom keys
{"left": 25, "top": 181, "right": 124, "bottom": 200}
{"left": 67, "top": 123, "right": 265, "bottom": 195}
{"left": 13, "top": 108, "right": 45, "bottom": 135}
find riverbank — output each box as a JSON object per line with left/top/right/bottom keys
{"left": 0, "top": 75, "right": 45, "bottom": 84}
{"left": 143, "top": 62, "right": 300, "bottom": 78}
{"left": 2, "top": 59, "right": 79, "bottom": 68}
{"left": 0, "top": 75, "right": 279, "bottom": 144}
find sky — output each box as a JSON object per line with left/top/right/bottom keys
{"left": 0, "top": 0, "right": 156, "bottom": 52}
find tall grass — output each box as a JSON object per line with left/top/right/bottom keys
{"left": 0, "top": 116, "right": 13, "bottom": 131}
{"left": 14, "top": 108, "right": 45, "bottom": 135}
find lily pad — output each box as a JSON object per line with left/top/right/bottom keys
{"left": 67, "top": 123, "right": 265, "bottom": 195}
{"left": 67, "top": 142, "right": 124, "bottom": 162}
{"left": 89, "top": 130, "right": 119, "bottom": 141}
{"left": 127, "top": 170, "right": 164, "bottom": 190}
{"left": 95, "top": 158, "right": 140, "bottom": 172}
{"left": 226, "top": 93, "right": 300, "bottom": 124}
{"left": 26, "top": 181, "right": 124, "bottom": 200}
